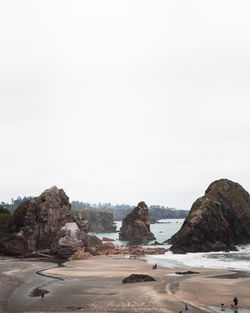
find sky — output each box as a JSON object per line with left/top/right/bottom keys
{"left": 1, "top": 0, "right": 250, "bottom": 210}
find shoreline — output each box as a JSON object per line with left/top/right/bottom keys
{"left": 1, "top": 255, "right": 250, "bottom": 313}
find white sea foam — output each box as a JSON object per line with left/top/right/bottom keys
{"left": 144, "top": 245, "right": 250, "bottom": 271}
{"left": 166, "top": 273, "right": 183, "bottom": 276}
{"left": 92, "top": 219, "right": 250, "bottom": 271}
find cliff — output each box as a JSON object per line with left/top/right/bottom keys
{"left": 76, "top": 210, "right": 117, "bottom": 233}
{"left": 119, "top": 202, "right": 155, "bottom": 244}
{"left": 168, "top": 179, "right": 250, "bottom": 253}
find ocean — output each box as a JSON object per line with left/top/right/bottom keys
{"left": 91, "top": 219, "right": 250, "bottom": 271}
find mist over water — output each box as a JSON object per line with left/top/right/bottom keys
{"left": 92, "top": 219, "right": 250, "bottom": 271}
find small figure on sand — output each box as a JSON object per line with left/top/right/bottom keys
{"left": 152, "top": 263, "right": 157, "bottom": 269}
{"left": 233, "top": 297, "right": 238, "bottom": 307}
{"left": 185, "top": 304, "right": 188, "bottom": 312}
{"left": 41, "top": 291, "right": 45, "bottom": 300}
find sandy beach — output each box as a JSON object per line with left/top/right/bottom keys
{"left": 1, "top": 255, "right": 250, "bottom": 313}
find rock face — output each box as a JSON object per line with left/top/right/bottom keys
{"left": 72, "top": 212, "right": 90, "bottom": 233}
{"left": 168, "top": 179, "right": 250, "bottom": 253}
{"left": 0, "top": 186, "right": 71, "bottom": 256}
{"left": 52, "top": 222, "right": 85, "bottom": 259}
{"left": 51, "top": 222, "right": 109, "bottom": 259}
{"left": 119, "top": 202, "right": 155, "bottom": 244}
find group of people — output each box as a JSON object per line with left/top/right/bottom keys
{"left": 152, "top": 263, "right": 157, "bottom": 269}
{"left": 179, "top": 297, "right": 238, "bottom": 313}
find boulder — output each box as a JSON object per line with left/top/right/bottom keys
{"left": 119, "top": 202, "right": 155, "bottom": 244}
{"left": 168, "top": 179, "right": 250, "bottom": 253}
{"left": 72, "top": 212, "right": 90, "bottom": 233}
{"left": 175, "top": 271, "right": 199, "bottom": 275}
{"left": 122, "top": 274, "right": 156, "bottom": 284}
{"left": 82, "top": 233, "right": 105, "bottom": 254}
{"left": 52, "top": 221, "right": 115, "bottom": 258}
{"left": 51, "top": 222, "right": 85, "bottom": 259}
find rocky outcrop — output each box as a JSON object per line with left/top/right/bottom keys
{"left": 0, "top": 188, "right": 166, "bottom": 259}
{"left": 51, "top": 220, "right": 113, "bottom": 259}
{"left": 122, "top": 274, "right": 156, "bottom": 284}
{"left": 68, "top": 246, "right": 166, "bottom": 260}
{"left": 51, "top": 222, "right": 85, "bottom": 259}
{"left": 0, "top": 186, "right": 71, "bottom": 256}
{"left": 168, "top": 179, "right": 250, "bottom": 253}
{"left": 72, "top": 212, "right": 90, "bottom": 233}
{"left": 119, "top": 202, "right": 155, "bottom": 244}
{"left": 78, "top": 210, "right": 116, "bottom": 233}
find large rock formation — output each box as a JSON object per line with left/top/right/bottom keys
{"left": 0, "top": 186, "right": 71, "bottom": 256}
{"left": 51, "top": 222, "right": 85, "bottom": 259}
{"left": 168, "top": 179, "right": 250, "bottom": 253}
{"left": 0, "top": 188, "right": 167, "bottom": 259}
{"left": 119, "top": 202, "right": 155, "bottom": 244}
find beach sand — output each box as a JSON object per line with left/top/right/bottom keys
{"left": 0, "top": 255, "right": 250, "bottom": 313}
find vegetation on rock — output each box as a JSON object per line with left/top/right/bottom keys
{"left": 72, "top": 209, "right": 116, "bottom": 233}
{"left": 168, "top": 179, "right": 250, "bottom": 253}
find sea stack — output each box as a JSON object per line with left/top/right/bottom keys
{"left": 119, "top": 201, "right": 155, "bottom": 244}
{"left": 0, "top": 186, "right": 71, "bottom": 256}
{"left": 168, "top": 179, "right": 250, "bottom": 253}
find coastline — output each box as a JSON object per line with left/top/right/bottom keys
{"left": 1, "top": 255, "right": 250, "bottom": 313}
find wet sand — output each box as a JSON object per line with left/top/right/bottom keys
{"left": 1, "top": 255, "right": 250, "bottom": 313}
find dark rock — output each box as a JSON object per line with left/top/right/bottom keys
{"left": 66, "top": 306, "right": 84, "bottom": 310}
{"left": 175, "top": 271, "right": 200, "bottom": 275}
{"left": 102, "top": 237, "right": 115, "bottom": 241}
{"left": 0, "top": 186, "right": 71, "bottom": 256}
{"left": 119, "top": 202, "right": 156, "bottom": 244}
{"left": 122, "top": 274, "right": 156, "bottom": 284}
{"left": 168, "top": 179, "right": 250, "bottom": 253}
{"left": 30, "top": 288, "right": 49, "bottom": 297}
{"left": 152, "top": 241, "right": 164, "bottom": 245}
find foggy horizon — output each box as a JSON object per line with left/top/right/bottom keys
{"left": 1, "top": 1, "right": 250, "bottom": 210}
{"left": 1, "top": 177, "right": 249, "bottom": 211}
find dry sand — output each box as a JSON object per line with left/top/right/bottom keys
{"left": 0, "top": 255, "right": 250, "bottom": 313}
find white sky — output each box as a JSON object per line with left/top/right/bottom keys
{"left": 1, "top": 0, "right": 250, "bottom": 210}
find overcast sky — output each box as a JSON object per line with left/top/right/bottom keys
{"left": 1, "top": 0, "right": 250, "bottom": 210}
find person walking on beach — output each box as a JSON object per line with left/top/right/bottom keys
{"left": 41, "top": 291, "right": 45, "bottom": 300}
{"left": 185, "top": 304, "right": 188, "bottom": 312}
{"left": 233, "top": 297, "right": 238, "bottom": 307}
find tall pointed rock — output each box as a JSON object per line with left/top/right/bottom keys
{"left": 119, "top": 201, "right": 155, "bottom": 244}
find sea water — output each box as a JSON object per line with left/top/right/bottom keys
{"left": 91, "top": 219, "right": 250, "bottom": 271}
